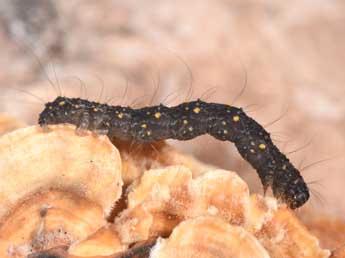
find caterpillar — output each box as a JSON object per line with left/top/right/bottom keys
{"left": 38, "top": 96, "right": 310, "bottom": 209}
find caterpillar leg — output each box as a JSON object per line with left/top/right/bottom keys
{"left": 40, "top": 123, "right": 51, "bottom": 133}
{"left": 258, "top": 171, "right": 273, "bottom": 197}
{"left": 75, "top": 111, "right": 90, "bottom": 136}
{"left": 92, "top": 115, "right": 110, "bottom": 135}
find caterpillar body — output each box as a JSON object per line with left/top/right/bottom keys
{"left": 39, "top": 96, "right": 310, "bottom": 209}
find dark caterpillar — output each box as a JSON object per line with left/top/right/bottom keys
{"left": 38, "top": 96, "right": 310, "bottom": 209}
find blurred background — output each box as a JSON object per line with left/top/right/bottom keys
{"left": 0, "top": 0, "right": 344, "bottom": 221}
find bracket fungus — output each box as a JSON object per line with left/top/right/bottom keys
{"left": 0, "top": 120, "right": 336, "bottom": 258}
{"left": 0, "top": 125, "right": 123, "bottom": 257}
{"left": 150, "top": 216, "right": 270, "bottom": 258}
{"left": 114, "top": 139, "right": 214, "bottom": 185}
{"left": 115, "top": 166, "right": 330, "bottom": 258}
{"left": 330, "top": 246, "right": 345, "bottom": 258}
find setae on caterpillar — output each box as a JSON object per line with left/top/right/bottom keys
{"left": 38, "top": 96, "right": 310, "bottom": 209}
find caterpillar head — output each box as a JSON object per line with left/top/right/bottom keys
{"left": 273, "top": 167, "right": 310, "bottom": 209}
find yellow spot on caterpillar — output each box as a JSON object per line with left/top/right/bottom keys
{"left": 154, "top": 112, "right": 161, "bottom": 119}
{"left": 183, "top": 120, "right": 188, "bottom": 125}
{"left": 193, "top": 107, "right": 201, "bottom": 113}
{"left": 118, "top": 113, "right": 124, "bottom": 119}
{"left": 59, "top": 101, "right": 65, "bottom": 106}
{"left": 146, "top": 111, "right": 151, "bottom": 115}
{"left": 259, "top": 143, "right": 266, "bottom": 150}
{"left": 224, "top": 130, "right": 228, "bottom": 134}
{"left": 141, "top": 124, "right": 147, "bottom": 128}
{"left": 222, "top": 121, "right": 226, "bottom": 125}
{"left": 188, "top": 127, "right": 193, "bottom": 131}
{"left": 233, "top": 115, "right": 240, "bottom": 122}
{"left": 93, "top": 108, "right": 98, "bottom": 112}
